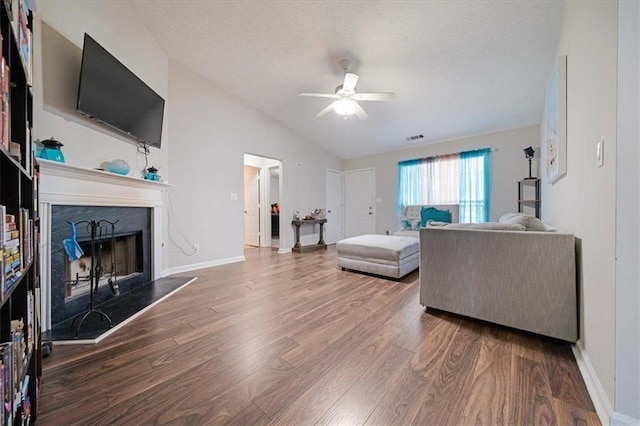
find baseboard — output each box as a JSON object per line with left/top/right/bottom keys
{"left": 278, "top": 247, "right": 291, "bottom": 254}
{"left": 162, "top": 256, "right": 246, "bottom": 276}
{"left": 572, "top": 341, "right": 614, "bottom": 425}
{"left": 612, "top": 412, "right": 640, "bottom": 426}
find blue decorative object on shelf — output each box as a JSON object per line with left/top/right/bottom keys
{"left": 108, "top": 159, "right": 130, "bottom": 175}
{"left": 39, "top": 137, "right": 65, "bottom": 163}
{"left": 144, "top": 166, "right": 160, "bottom": 181}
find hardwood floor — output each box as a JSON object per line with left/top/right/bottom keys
{"left": 39, "top": 246, "right": 599, "bottom": 425}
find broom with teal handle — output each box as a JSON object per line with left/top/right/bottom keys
{"left": 63, "top": 222, "right": 84, "bottom": 261}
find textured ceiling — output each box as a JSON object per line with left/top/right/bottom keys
{"left": 128, "top": 1, "right": 562, "bottom": 160}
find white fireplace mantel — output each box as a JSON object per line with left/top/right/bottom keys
{"left": 38, "top": 159, "right": 170, "bottom": 331}
{"left": 38, "top": 159, "right": 172, "bottom": 207}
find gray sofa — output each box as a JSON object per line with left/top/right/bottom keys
{"left": 419, "top": 226, "right": 577, "bottom": 342}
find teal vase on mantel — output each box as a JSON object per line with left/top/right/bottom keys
{"left": 39, "top": 137, "right": 65, "bottom": 163}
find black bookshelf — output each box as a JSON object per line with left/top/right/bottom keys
{"left": 0, "top": 0, "right": 38, "bottom": 424}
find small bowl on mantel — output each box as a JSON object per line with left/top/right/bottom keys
{"left": 108, "top": 159, "right": 131, "bottom": 175}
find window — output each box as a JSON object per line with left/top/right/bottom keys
{"left": 397, "top": 148, "right": 491, "bottom": 223}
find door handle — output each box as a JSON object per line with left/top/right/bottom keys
{"left": 368, "top": 212, "right": 372, "bottom": 215}
{"left": 244, "top": 210, "right": 247, "bottom": 213}
{"left": 328, "top": 210, "right": 332, "bottom": 213}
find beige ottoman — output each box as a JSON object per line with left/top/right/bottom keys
{"left": 336, "top": 234, "right": 419, "bottom": 279}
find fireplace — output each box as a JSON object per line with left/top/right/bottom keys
{"left": 50, "top": 206, "right": 151, "bottom": 327}
{"left": 64, "top": 231, "right": 143, "bottom": 300}
{"left": 38, "top": 159, "right": 168, "bottom": 331}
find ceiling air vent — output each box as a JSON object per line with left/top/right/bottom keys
{"left": 406, "top": 134, "right": 424, "bottom": 142}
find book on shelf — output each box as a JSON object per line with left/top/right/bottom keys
{"left": 3, "top": 211, "right": 21, "bottom": 295}
{"left": 8, "top": 142, "right": 20, "bottom": 163}
{"left": 24, "top": 121, "right": 31, "bottom": 173}
{"left": 33, "top": 287, "right": 39, "bottom": 352}
{"left": 26, "top": 291, "right": 33, "bottom": 355}
{"left": 20, "top": 375, "right": 29, "bottom": 422}
{"left": 0, "top": 204, "right": 4, "bottom": 299}
{"left": 0, "top": 347, "right": 3, "bottom": 426}
{"left": 0, "top": 59, "right": 9, "bottom": 152}
{"left": 18, "top": 209, "right": 31, "bottom": 267}
{"left": 18, "top": 207, "right": 29, "bottom": 271}
{"left": 10, "top": 319, "right": 24, "bottom": 409}
{"left": 9, "top": 0, "right": 30, "bottom": 85}
{"left": 0, "top": 342, "right": 13, "bottom": 425}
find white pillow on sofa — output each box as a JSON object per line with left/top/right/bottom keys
{"left": 499, "top": 212, "right": 549, "bottom": 231}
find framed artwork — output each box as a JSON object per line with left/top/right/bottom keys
{"left": 543, "top": 55, "right": 567, "bottom": 183}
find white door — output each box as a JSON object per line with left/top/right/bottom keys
{"left": 344, "top": 168, "right": 375, "bottom": 237}
{"left": 243, "top": 166, "right": 260, "bottom": 246}
{"left": 325, "top": 169, "right": 344, "bottom": 244}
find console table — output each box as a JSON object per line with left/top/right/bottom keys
{"left": 292, "top": 219, "right": 327, "bottom": 252}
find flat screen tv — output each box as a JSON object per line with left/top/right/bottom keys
{"left": 77, "top": 33, "right": 165, "bottom": 148}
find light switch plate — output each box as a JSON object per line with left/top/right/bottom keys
{"left": 596, "top": 139, "right": 604, "bottom": 167}
{"left": 230, "top": 192, "right": 238, "bottom": 200}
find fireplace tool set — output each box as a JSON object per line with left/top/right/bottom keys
{"left": 65, "top": 219, "right": 120, "bottom": 338}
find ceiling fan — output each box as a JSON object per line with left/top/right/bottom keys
{"left": 299, "top": 59, "right": 396, "bottom": 120}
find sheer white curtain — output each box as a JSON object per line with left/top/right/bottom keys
{"left": 431, "top": 154, "right": 459, "bottom": 205}
{"left": 398, "top": 154, "right": 459, "bottom": 207}
{"left": 398, "top": 149, "right": 491, "bottom": 223}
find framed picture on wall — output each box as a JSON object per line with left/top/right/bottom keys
{"left": 543, "top": 55, "right": 567, "bottom": 184}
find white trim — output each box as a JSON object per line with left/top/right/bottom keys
{"left": 38, "top": 158, "right": 173, "bottom": 190}
{"left": 612, "top": 413, "right": 640, "bottom": 426}
{"left": 161, "top": 256, "right": 245, "bottom": 276}
{"left": 40, "top": 193, "right": 162, "bottom": 207}
{"left": 278, "top": 247, "right": 292, "bottom": 254}
{"left": 572, "top": 342, "right": 614, "bottom": 425}
{"left": 52, "top": 277, "right": 197, "bottom": 345}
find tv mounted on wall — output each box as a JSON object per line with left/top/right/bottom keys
{"left": 76, "top": 33, "right": 165, "bottom": 148}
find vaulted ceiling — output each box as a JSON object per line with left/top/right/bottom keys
{"left": 129, "top": 1, "right": 562, "bottom": 159}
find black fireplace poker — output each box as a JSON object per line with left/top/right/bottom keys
{"left": 68, "top": 219, "right": 119, "bottom": 338}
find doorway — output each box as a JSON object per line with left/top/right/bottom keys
{"left": 344, "top": 168, "right": 376, "bottom": 237}
{"left": 243, "top": 153, "right": 282, "bottom": 249}
{"left": 243, "top": 165, "right": 260, "bottom": 247}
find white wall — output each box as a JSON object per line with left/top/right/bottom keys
{"left": 167, "top": 60, "right": 342, "bottom": 268}
{"left": 541, "top": 1, "right": 618, "bottom": 416}
{"left": 615, "top": 1, "right": 640, "bottom": 422}
{"left": 33, "top": 1, "right": 171, "bottom": 272}
{"left": 33, "top": 2, "right": 169, "bottom": 174}
{"left": 343, "top": 126, "right": 540, "bottom": 234}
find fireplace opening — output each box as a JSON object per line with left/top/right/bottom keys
{"left": 64, "top": 232, "right": 143, "bottom": 300}
{"left": 49, "top": 205, "right": 152, "bottom": 328}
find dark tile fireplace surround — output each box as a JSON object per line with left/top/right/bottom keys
{"left": 50, "top": 205, "right": 151, "bottom": 327}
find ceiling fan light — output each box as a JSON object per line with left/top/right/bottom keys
{"left": 334, "top": 99, "right": 356, "bottom": 116}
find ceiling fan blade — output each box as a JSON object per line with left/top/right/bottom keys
{"left": 343, "top": 72, "right": 359, "bottom": 92}
{"left": 299, "top": 92, "right": 339, "bottom": 98}
{"left": 353, "top": 92, "right": 396, "bottom": 101}
{"left": 316, "top": 102, "right": 338, "bottom": 118}
{"left": 352, "top": 101, "right": 368, "bottom": 120}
